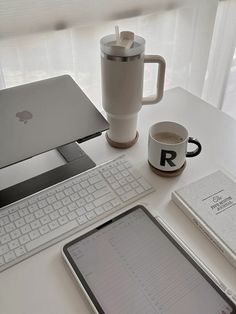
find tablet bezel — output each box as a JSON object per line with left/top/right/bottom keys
{"left": 62, "top": 205, "right": 236, "bottom": 314}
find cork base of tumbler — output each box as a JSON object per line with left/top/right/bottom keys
{"left": 105, "top": 132, "right": 139, "bottom": 148}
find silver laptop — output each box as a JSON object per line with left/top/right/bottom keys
{"left": 0, "top": 75, "right": 109, "bottom": 169}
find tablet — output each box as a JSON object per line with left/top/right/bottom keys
{"left": 63, "top": 205, "right": 236, "bottom": 314}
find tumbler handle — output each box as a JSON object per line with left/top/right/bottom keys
{"left": 142, "top": 55, "right": 166, "bottom": 105}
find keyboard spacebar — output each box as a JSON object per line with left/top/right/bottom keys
{"left": 26, "top": 221, "right": 78, "bottom": 251}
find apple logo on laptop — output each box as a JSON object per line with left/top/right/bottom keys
{"left": 16, "top": 110, "right": 33, "bottom": 124}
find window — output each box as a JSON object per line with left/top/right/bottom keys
{"left": 0, "top": 0, "right": 235, "bottom": 116}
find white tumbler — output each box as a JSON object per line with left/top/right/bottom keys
{"left": 100, "top": 30, "right": 166, "bottom": 148}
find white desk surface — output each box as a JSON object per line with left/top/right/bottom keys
{"left": 0, "top": 87, "right": 236, "bottom": 313}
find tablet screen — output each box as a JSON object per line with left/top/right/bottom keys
{"left": 63, "top": 206, "right": 235, "bottom": 314}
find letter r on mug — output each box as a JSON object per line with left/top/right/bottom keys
{"left": 160, "top": 150, "right": 177, "bottom": 167}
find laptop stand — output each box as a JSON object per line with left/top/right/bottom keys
{"left": 0, "top": 142, "right": 96, "bottom": 208}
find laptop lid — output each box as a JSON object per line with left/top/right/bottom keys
{"left": 0, "top": 75, "right": 109, "bottom": 169}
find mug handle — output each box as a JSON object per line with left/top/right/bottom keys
{"left": 142, "top": 55, "right": 166, "bottom": 105}
{"left": 186, "top": 137, "right": 202, "bottom": 157}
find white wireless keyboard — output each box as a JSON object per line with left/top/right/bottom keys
{"left": 0, "top": 155, "right": 154, "bottom": 272}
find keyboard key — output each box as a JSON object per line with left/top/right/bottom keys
{"left": 102, "top": 171, "right": 111, "bottom": 178}
{"left": 81, "top": 180, "right": 89, "bottom": 188}
{"left": 59, "top": 207, "right": 69, "bottom": 216}
{"left": 76, "top": 199, "right": 86, "bottom": 207}
{"left": 19, "top": 235, "right": 30, "bottom": 245}
{"left": 93, "top": 193, "right": 115, "bottom": 207}
{"left": 86, "top": 212, "right": 96, "bottom": 220}
{"left": 67, "top": 212, "right": 77, "bottom": 221}
{"left": 19, "top": 208, "right": 29, "bottom": 217}
{"left": 53, "top": 201, "right": 63, "bottom": 210}
{"left": 111, "top": 182, "right": 120, "bottom": 189}
{"left": 29, "top": 230, "right": 40, "bottom": 240}
{"left": 85, "top": 203, "right": 95, "bottom": 212}
{"left": 56, "top": 192, "right": 65, "bottom": 200}
{"left": 79, "top": 189, "right": 88, "bottom": 197}
{"left": 47, "top": 196, "right": 57, "bottom": 204}
{"left": 4, "top": 251, "right": 16, "bottom": 263}
{"left": 1, "top": 234, "right": 11, "bottom": 244}
{"left": 21, "top": 225, "right": 31, "bottom": 235}
{"left": 107, "top": 176, "right": 116, "bottom": 184}
{"left": 124, "top": 184, "right": 132, "bottom": 192}
{"left": 89, "top": 175, "right": 101, "bottom": 185}
{"left": 138, "top": 178, "right": 152, "bottom": 190}
{"left": 15, "top": 246, "right": 26, "bottom": 257}
{"left": 111, "top": 198, "right": 122, "bottom": 207}
{"left": 62, "top": 197, "right": 71, "bottom": 206}
{"left": 10, "top": 230, "right": 21, "bottom": 240}
{"left": 0, "top": 216, "right": 10, "bottom": 226}
{"left": 93, "top": 187, "right": 110, "bottom": 199}
{"left": 78, "top": 215, "right": 88, "bottom": 225}
{"left": 120, "top": 190, "right": 137, "bottom": 202}
{"left": 0, "top": 227, "right": 5, "bottom": 237}
{"left": 50, "top": 211, "right": 60, "bottom": 220}
{"left": 0, "top": 244, "right": 9, "bottom": 255}
{"left": 131, "top": 181, "right": 139, "bottom": 188}
{"left": 85, "top": 195, "right": 94, "bottom": 203}
{"left": 73, "top": 183, "right": 82, "bottom": 192}
{"left": 31, "top": 221, "right": 41, "bottom": 230}
{"left": 94, "top": 207, "right": 105, "bottom": 216}
{"left": 8, "top": 239, "right": 20, "bottom": 250}
{"left": 68, "top": 203, "right": 77, "bottom": 212}
{"left": 64, "top": 187, "right": 73, "bottom": 196}
{"left": 103, "top": 203, "right": 113, "bottom": 212}
{"left": 119, "top": 178, "right": 127, "bottom": 185}
{"left": 39, "top": 225, "right": 50, "bottom": 235}
{"left": 38, "top": 200, "right": 48, "bottom": 209}
{"left": 116, "top": 188, "right": 125, "bottom": 196}
{"left": 70, "top": 193, "right": 80, "bottom": 202}
{"left": 14, "top": 219, "right": 25, "bottom": 229}
{"left": 115, "top": 173, "right": 123, "bottom": 180}
{"left": 95, "top": 181, "right": 106, "bottom": 190}
{"left": 26, "top": 221, "right": 78, "bottom": 251}
{"left": 76, "top": 208, "right": 86, "bottom": 216}
{"left": 58, "top": 216, "right": 69, "bottom": 226}
{"left": 44, "top": 205, "right": 53, "bottom": 214}
{"left": 34, "top": 209, "right": 44, "bottom": 219}
{"left": 126, "top": 175, "right": 134, "bottom": 183}
{"left": 19, "top": 202, "right": 28, "bottom": 209}
{"left": 5, "top": 223, "right": 16, "bottom": 233}
{"left": 40, "top": 215, "right": 51, "bottom": 225}
{"left": 49, "top": 221, "right": 59, "bottom": 230}
{"left": 87, "top": 186, "right": 96, "bottom": 193}
{"left": 28, "top": 204, "right": 38, "bottom": 213}
{"left": 136, "top": 186, "right": 145, "bottom": 194}
{"left": 25, "top": 214, "right": 35, "bottom": 224}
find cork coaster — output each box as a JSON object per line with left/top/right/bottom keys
{"left": 148, "top": 160, "right": 186, "bottom": 177}
{"left": 105, "top": 132, "right": 139, "bottom": 149}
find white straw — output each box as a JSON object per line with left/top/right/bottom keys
{"left": 115, "top": 25, "right": 120, "bottom": 44}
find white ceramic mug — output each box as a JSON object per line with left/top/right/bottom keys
{"left": 148, "top": 121, "right": 202, "bottom": 173}
{"left": 100, "top": 31, "right": 166, "bottom": 147}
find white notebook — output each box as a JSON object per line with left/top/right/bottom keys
{"left": 172, "top": 170, "right": 236, "bottom": 268}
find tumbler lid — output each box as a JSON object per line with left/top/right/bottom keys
{"left": 100, "top": 30, "right": 145, "bottom": 57}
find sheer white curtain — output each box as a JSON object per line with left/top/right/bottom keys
{"left": 202, "top": 0, "right": 236, "bottom": 114}
{"left": 0, "top": 0, "right": 218, "bottom": 110}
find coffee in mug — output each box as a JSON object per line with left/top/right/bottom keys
{"left": 153, "top": 132, "right": 183, "bottom": 144}
{"left": 148, "top": 121, "right": 201, "bottom": 176}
